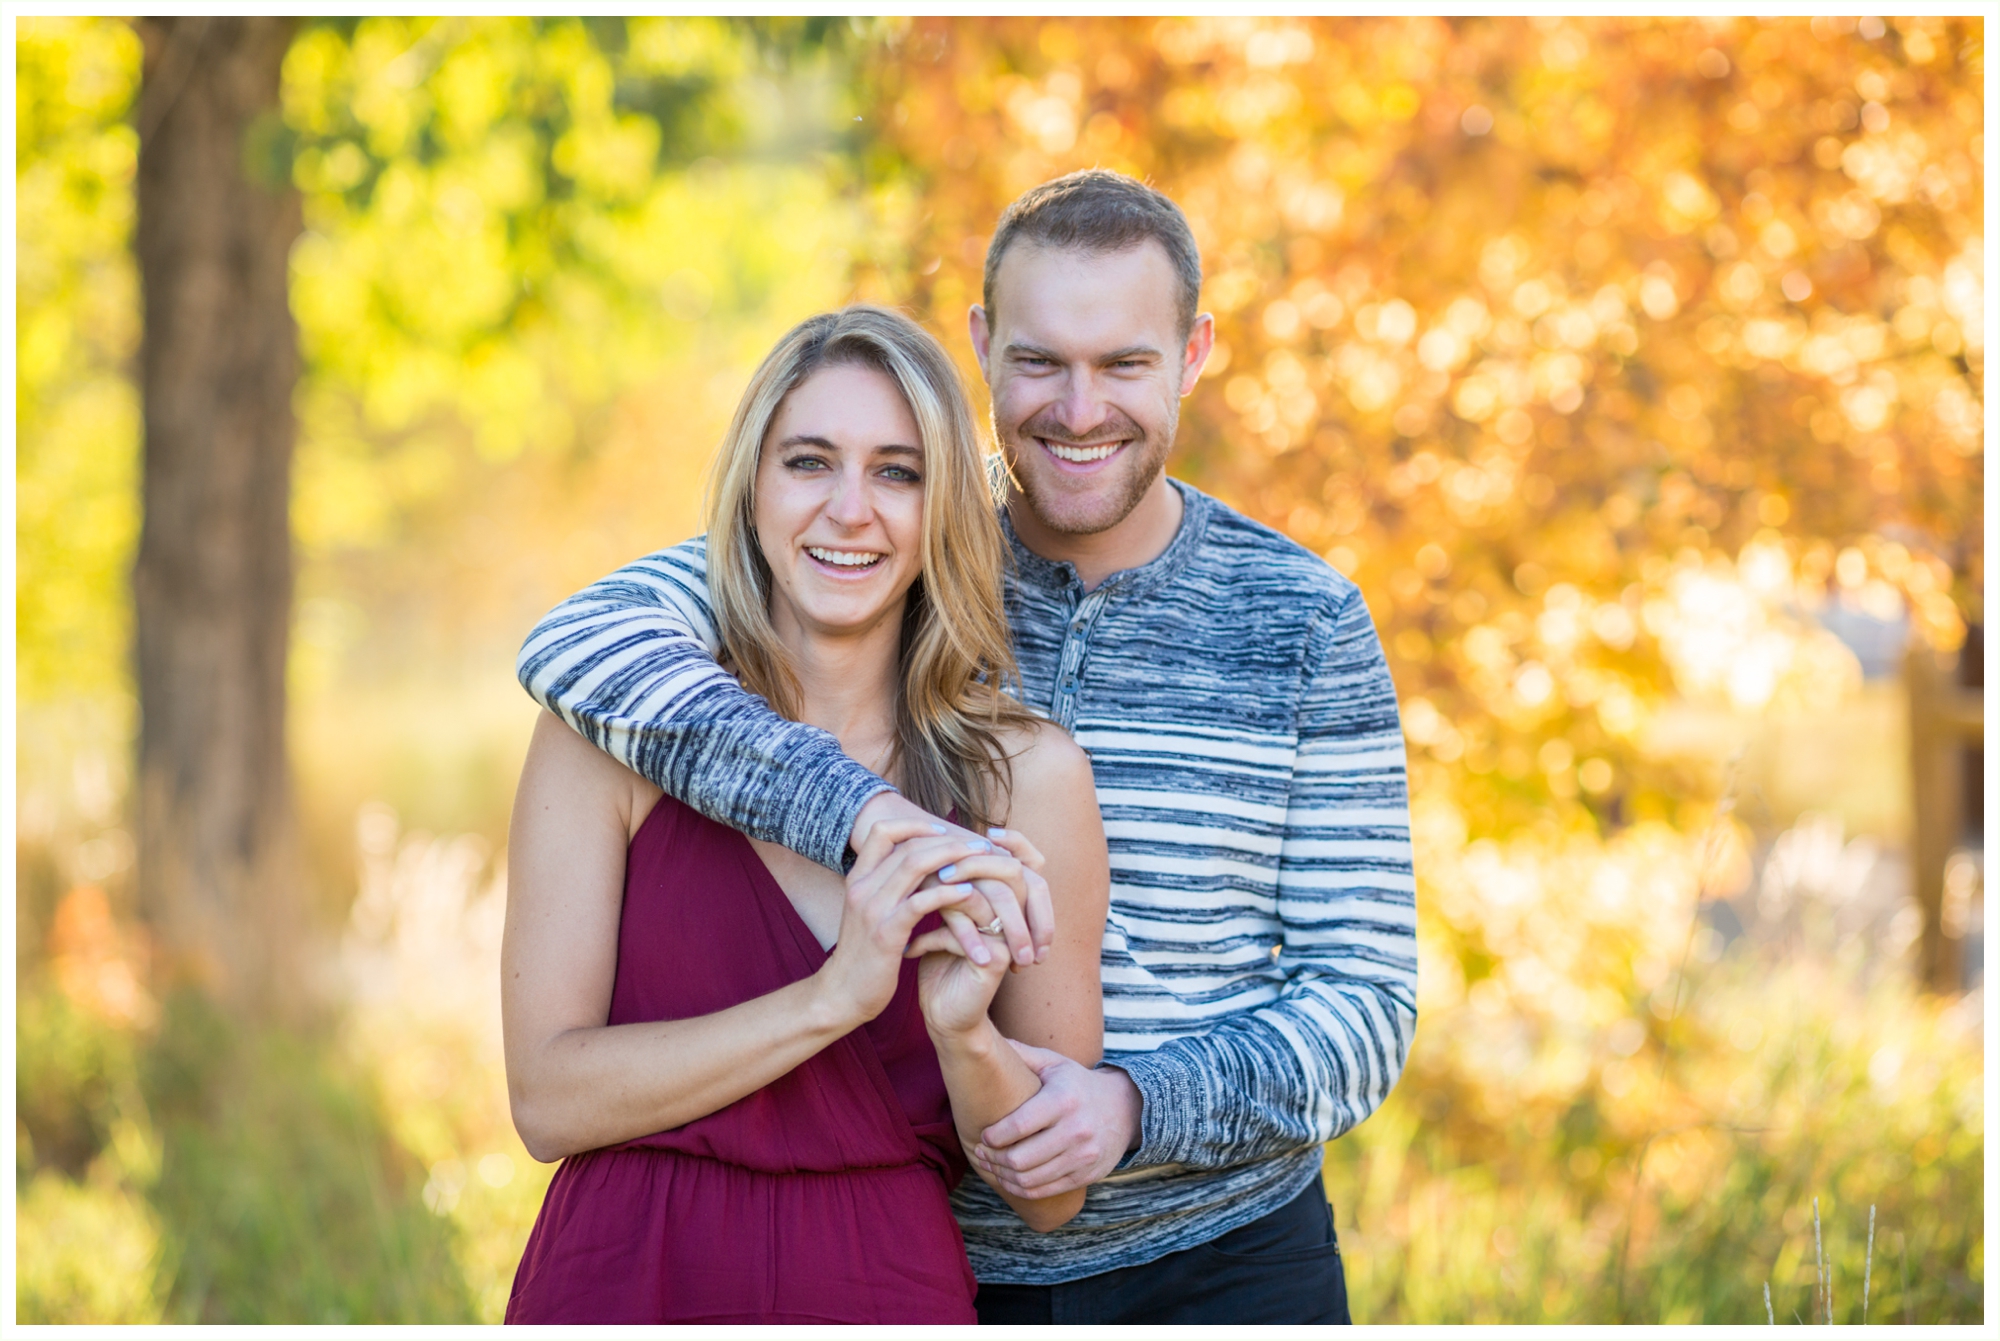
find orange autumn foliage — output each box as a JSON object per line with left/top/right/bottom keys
{"left": 854, "top": 15, "right": 1982, "bottom": 838}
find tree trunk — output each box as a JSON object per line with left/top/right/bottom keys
{"left": 133, "top": 17, "right": 304, "bottom": 1013}
{"left": 1906, "top": 639, "right": 1983, "bottom": 993}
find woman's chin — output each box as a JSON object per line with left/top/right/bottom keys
{"left": 783, "top": 596, "right": 910, "bottom": 644}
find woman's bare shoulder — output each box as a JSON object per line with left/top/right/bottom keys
{"left": 994, "top": 717, "right": 1097, "bottom": 825}
{"left": 520, "top": 710, "right": 662, "bottom": 837}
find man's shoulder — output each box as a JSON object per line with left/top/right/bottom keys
{"left": 1180, "top": 484, "right": 1358, "bottom": 619}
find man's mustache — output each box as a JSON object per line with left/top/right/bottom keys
{"left": 1016, "top": 412, "right": 1146, "bottom": 447}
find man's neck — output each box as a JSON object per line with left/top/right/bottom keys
{"left": 1007, "top": 474, "right": 1185, "bottom": 591}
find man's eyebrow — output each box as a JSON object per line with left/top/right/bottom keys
{"left": 1002, "top": 341, "right": 1164, "bottom": 363}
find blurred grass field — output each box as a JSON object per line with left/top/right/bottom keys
{"left": 17, "top": 679, "right": 1984, "bottom": 1324}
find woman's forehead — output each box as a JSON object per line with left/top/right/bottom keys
{"left": 768, "top": 363, "right": 923, "bottom": 452}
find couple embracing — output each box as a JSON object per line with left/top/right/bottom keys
{"left": 500, "top": 170, "right": 1416, "bottom": 1325}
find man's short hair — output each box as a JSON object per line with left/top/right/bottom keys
{"left": 983, "top": 169, "right": 1203, "bottom": 340}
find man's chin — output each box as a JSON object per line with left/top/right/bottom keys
{"left": 1013, "top": 471, "right": 1156, "bottom": 538}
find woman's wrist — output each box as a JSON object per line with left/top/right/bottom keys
{"left": 801, "top": 967, "right": 871, "bottom": 1039}
{"left": 926, "top": 1011, "right": 1004, "bottom": 1057}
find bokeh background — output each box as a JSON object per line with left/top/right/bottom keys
{"left": 15, "top": 15, "right": 1986, "bottom": 1324}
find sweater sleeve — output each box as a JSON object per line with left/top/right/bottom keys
{"left": 514, "top": 537, "right": 895, "bottom": 871}
{"left": 1115, "top": 586, "right": 1418, "bottom": 1168}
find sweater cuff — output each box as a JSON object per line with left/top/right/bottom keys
{"left": 1108, "top": 1047, "right": 1203, "bottom": 1171}
{"left": 770, "top": 745, "right": 895, "bottom": 873}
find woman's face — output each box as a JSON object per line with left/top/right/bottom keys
{"left": 754, "top": 362, "right": 927, "bottom": 644}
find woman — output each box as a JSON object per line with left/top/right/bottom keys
{"left": 501, "top": 307, "right": 1110, "bottom": 1324}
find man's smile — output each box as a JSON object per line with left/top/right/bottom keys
{"left": 1039, "top": 438, "right": 1128, "bottom": 467}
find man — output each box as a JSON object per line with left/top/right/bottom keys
{"left": 517, "top": 170, "right": 1415, "bottom": 1324}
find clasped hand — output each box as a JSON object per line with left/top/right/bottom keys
{"left": 815, "top": 817, "right": 1050, "bottom": 1034}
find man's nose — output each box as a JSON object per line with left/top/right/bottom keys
{"left": 1050, "top": 372, "right": 1111, "bottom": 438}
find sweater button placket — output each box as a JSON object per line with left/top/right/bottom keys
{"left": 1053, "top": 590, "right": 1105, "bottom": 732}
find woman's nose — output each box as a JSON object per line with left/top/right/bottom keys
{"left": 825, "top": 468, "right": 875, "bottom": 527}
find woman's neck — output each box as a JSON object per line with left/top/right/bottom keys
{"left": 773, "top": 606, "right": 903, "bottom": 771}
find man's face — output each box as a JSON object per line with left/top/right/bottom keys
{"left": 971, "top": 241, "right": 1213, "bottom": 537}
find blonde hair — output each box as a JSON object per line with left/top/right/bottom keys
{"left": 704, "top": 306, "right": 1038, "bottom": 832}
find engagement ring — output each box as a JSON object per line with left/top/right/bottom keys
{"left": 976, "top": 918, "right": 1004, "bottom": 936}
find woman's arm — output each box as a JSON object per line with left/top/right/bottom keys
{"left": 502, "top": 711, "right": 996, "bottom": 1162}
{"left": 916, "top": 724, "right": 1110, "bottom": 1231}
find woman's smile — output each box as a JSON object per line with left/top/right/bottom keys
{"left": 803, "top": 544, "right": 888, "bottom": 572}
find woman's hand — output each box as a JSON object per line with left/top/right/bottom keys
{"left": 914, "top": 825, "right": 1056, "bottom": 972}
{"left": 906, "top": 830, "right": 1044, "bottom": 1040}
{"left": 811, "top": 819, "right": 1008, "bottom": 1027}
{"left": 913, "top": 926, "right": 1012, "bottom": 1040}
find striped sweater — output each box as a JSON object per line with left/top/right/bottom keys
{"left": 516, "top": 479, "right": 1417, "bottom": 1283}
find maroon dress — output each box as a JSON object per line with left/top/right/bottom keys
{"left": 506, "top": 795, "right": 978, "bottom": 1324}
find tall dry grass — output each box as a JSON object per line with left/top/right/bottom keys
{"left": 16, "top": 794, "right": 1983, "bottom": 1322}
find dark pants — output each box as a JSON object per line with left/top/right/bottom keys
{"left": 974, "top": 1173, "right": 1350, "bottom": 1325}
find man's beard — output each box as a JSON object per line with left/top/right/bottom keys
{"left": 1005, "top": 404, "right": 1176, "bottom": 537}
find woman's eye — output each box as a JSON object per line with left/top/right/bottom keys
{"left": 784, "top": 455, "right": 828, "bottom": 471}
{"left": 880, "top": 465, "right": 921, "bottom": 483}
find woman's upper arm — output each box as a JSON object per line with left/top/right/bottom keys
{"left": 502, "top": 712, "right": 654, "bottom": 1072}
{"left": 990, "top": 725, "right": 1109, "bottom": 1067}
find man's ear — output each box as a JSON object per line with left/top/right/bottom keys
{"left": 1177, "top": 313, "right": 1217, "bottom": 397}
{"left": 969, "top": 304, "right": 995, "bottom": 385}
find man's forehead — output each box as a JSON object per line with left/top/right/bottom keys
{"left": 988, "top": 239, "right": 1184, "bottom": 343}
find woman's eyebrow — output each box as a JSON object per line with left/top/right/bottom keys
{"left": 777, "top": 435, "right": 921, "bottom": 459}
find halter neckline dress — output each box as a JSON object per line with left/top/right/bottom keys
{"left": 505, "top": 794, "right": 978, "bottom": 1324}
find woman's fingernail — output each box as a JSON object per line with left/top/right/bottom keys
{"left": 973, "top": 945, "right": 991, "bottom": 964}
{"left": 931, "top": 823, "right": 948, "bottom": 834}
{"left": 987, "top": 827, "right": 1006, "bottom": 838}
{"left": 940, "top": 864, "right": 958, "bottom": 881}
{"left": 1017, "top": 947, "right": 1035, "bottom": 965}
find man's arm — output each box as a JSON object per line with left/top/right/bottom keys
{"left": 516, "top": 538, "right": 891, "bottom": 871}
{"left": 1116, "top": 585, "right": 1417, "bottom": 1168}
{"left": 974, "top": 585, "right": 1416, "bottom": 1194}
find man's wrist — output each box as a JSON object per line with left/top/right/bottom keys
{"left": 1096, "top": 1063, "right": 1145, "bottom": 1154}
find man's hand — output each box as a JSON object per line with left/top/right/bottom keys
{"left": 852, "top": 791, "right": 1054, "bottom": 968}
{"left": 968, "top": 1041, "right": 1142, "bottom": 1200}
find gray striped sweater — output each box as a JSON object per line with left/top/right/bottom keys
{"left": 516, "top": 479, "right": 1417, "bottom": 1283}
